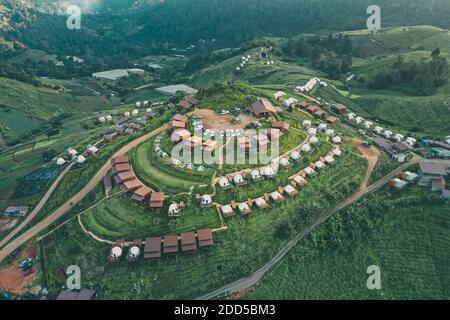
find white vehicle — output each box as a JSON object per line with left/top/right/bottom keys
{"left": 219, "top": 110, "right": 230, "bottom": 115}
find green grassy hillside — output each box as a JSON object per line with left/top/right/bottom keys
{"left": 247, "top": 187, "right": 450, "bottom": 299}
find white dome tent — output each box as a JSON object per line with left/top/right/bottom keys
{"left": 301, "top": 144, "right": 312, "bottom": 153}
{"left": 290, "top": 151, "right": 300, "bottom": 160}
{"left": 280, "top": 158, "right": 290, "bottom": 167}
{"left": 219, "top": 177, "right": 230, "bottom": 188}
{"left": 56, "top": 158, "right": 65, "bottom": 166}
{"left": 76, "top": 155, "right": 86, "bottom": 164}
{"left": 309, "top": 136, "right": 319, "bottom": 145}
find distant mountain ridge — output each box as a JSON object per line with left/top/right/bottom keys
{"left": 1, "top": 0, "right": 449, "bottom": 60}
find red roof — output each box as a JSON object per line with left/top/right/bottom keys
{"left": 111, "top": 156, "right": 129, "bottom": 166}
{"left": 163, "top": 235, "right": 179, "bottom": 254}
{"left": 144, "top": 237, "right": 162, "bottom": 259}
{"left": 250, "top": 98, "right": 276, "bottom": 116}
{"left": 172, "top": 114, "right": 188, "bottom": 123}
{"left": 181, "top": 231, "right": 197, "bottom": 252}
{"left": 178, "top": 100, "right": 193, "bottom": 110}
{"left": 197, "top": 229, "right": 214, "bottom": 248}
{"left": 115, "top": 171, "right": 135, "bottom": 183}
{"left": 121, "top": 180, "right": 141, "bottom": 192}
{"left": 150, "top": 192, "right": 165, "bottom": 208}
{"left": 112, "top": 163, "right": 131, "bottom": 174}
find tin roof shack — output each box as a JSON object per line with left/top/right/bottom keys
{"left": 181, "top": 231, "right": 197, "bottom": 254}
{"left": 430, "top": 147, "right": 450, "bottom": 159}
{"left": 144, "top": 237, "right": 162, "bottom": 260}
{"left": 163, "top": 235, "right": 179, "bottom": 254}
{"left": 103, "top": 176, "right": 112, "bottom": 192}
{"left": 197, "top": 229, "right": 214, "bottom": 249}
{"left": 418, "top": 162, "right": 447, "bottom": 186}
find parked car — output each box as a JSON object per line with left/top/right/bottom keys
{"left": 219, "top": 110, "right": 230, "bottom": 115}
{"left": 19, "top": 258, "right": 33, "bottom": 270}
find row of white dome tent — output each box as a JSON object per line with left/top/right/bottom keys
{"left": 97, "top": 113, "right": 113, "bottom": 123}
{"left": 123, "top": 109, "right": 139, "bottom": 117}
{"left": 302, "top": 120, "right": 312, "bottom": 129}
{"left": 135, "top": 100, "right": 150, "bottom": 108}
{"left": 296, "top": 77, "right": 321, "bottom": 93}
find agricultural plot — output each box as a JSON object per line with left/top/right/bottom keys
{"left": 247, "top": 187, "right": 450, "bottom": 300}
{"left": 39, "top": 149, "right": 367, "bottom": 299}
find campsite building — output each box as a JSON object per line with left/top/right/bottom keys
{"left": 332, "top": 104, "right": 347, "bottom": 115}
{"left": 144, "top": 237, "right": 162, "bottom": 260}
{"left": 181, "top": 232, "right": 197, "bottom": 253}
{"left": 418, "top": 162, "right": 447, "bottom": 186}
{"left": 132, "top": 186, "right": 153, "bottom": 203}
{"left": 163, "top": 235, "right": 179, "bottom": 254}
{"left": 373, "top": 137, "right": 411, "bottom": 162}
{"left": 197, "top": 229, "right": 214, "bottom": 249}
{"left": 250, "top": 98, "right": 277, "bottom": 118}
{"left": 120, "top": 180, "right": 142, "bottom": 193}
{"left": 150, "top": 192, "right": 165, "bottom": 209}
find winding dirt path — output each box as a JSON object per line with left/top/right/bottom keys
{"left": 0, "top": 162, "right": 75, "bottom": 249}
{"left": 0, "top": 125, "right": 168, "bottom": 263}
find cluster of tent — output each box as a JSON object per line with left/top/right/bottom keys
{"left": 346, "top": 112, "right": 416, "bottom": 147}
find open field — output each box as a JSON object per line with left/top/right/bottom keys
{"left": 247, "top": 187, "right": 450, "bottom": 299}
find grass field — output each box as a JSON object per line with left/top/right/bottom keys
{"left": 38, "top": 147, "right": 367, "bottom": 299}
{"left": 130, "top": 137, "right": 213, "bottom": 194}
{"left": 80, "top": 194, "right": 221, "bottom": 240}
{"left": 247, "top": 187, "right": 450, "bottom": 299}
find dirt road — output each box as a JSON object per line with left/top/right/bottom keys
{"left": 196, "top": 157, "right": 420, "bottom": 300}
{"left": 350, "top": 138, "right": 382, "bottom": 189}
{"left": 0, "top": 125, "right": 168, "bottom": 263}
{"left": 0, "top": 162, "right": 75, "bottom": 249}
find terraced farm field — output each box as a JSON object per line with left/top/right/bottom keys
{"left": 80, "top": 194, "right": 221, "bottom": 240}
{"left": 39, "top": 147, "right": 367, "bottom": 299}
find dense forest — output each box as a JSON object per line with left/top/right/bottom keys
{"left": 282, "top": 34, "right": 353, "bottom": 78}
{"left": 366, "top": 50, "right": 449, "bottom": 95}
{"left": 2, "top": 0, "right": 450, "bottom": 62}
